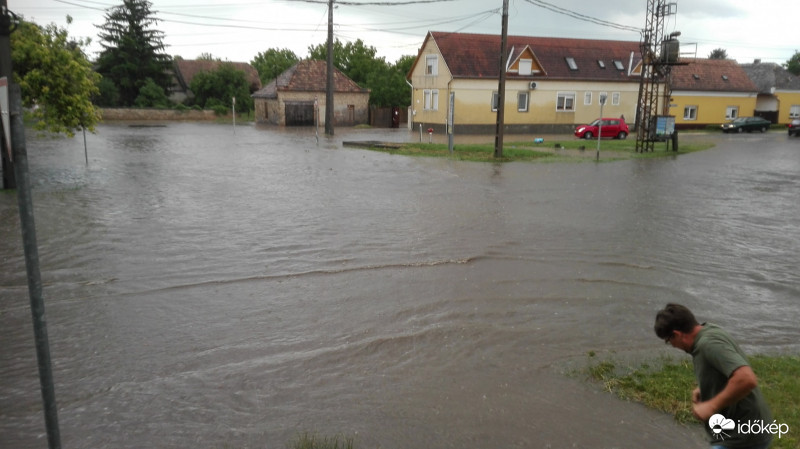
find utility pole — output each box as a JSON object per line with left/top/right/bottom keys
{"left": 325, "top": 0, "right": 334, "bottom": 136}
{"left": 493, "top": 0, "right": 509, "bottom": 158}
{"left": 1, "top": 1, "right": 15, "bottom": 188}
{"left": 1, "top": 3, "right": 62, "bottom": 448}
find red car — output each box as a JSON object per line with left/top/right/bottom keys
{"left": 788, "top": 118, "right": 800, "bottom": 137}
{"left": 575, "top": 117, "right": 629, "bottom": 139}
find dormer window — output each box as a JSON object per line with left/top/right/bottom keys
{"left": 722, "top": 75, "right": 729, "bottom": 81}
{"left": 565, "top": 57, "right": 578, "bottom": 71}
{"left": 613, "top": 60, "right": 625, "bottom": 70}
{"left": 598, "top": 60, "right": 606, "bottom": 68}
{"left": 693, "top": 74, "right": 700, "bottom": 80}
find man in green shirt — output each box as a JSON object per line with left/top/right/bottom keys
{"left": 654, "top": 304, "right": 772, "bottom": 449}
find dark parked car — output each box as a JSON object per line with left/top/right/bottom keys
{"left": 574, "top": 117, "right": 629, "bottom": 139}
{"left": 720, "top": 116, "right": 771, "bottom": 133}
{"left": 788, "top": 118, "right": 800, "bottom": 137}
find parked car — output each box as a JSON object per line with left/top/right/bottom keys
{"left": 574, "top": 117, "right": 629, "bottom": 139}
{"left": 720, "top": 116, "right": 771, "bottom": 133}
{"left": 788, "top": 118, "right": 800, "bottom": 137}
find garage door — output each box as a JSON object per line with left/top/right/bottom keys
{"left": 285, "top": 101, "right": 315, "bottom": 126}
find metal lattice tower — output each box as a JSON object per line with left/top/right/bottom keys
{"left": 635, "top": 0, "right": 677, "bottom": 152}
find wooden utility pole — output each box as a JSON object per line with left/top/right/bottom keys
{"left": 325, "top": 0, "right": 334, "bottom": 136}
{"left": 493, "top": 0, "right": 509, "bottom": 158}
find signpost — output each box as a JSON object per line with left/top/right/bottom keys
{"left": 596, "top": 93, "right": 606, "bottom": 161}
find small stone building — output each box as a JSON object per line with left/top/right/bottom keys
{"left": 251, "top": 59, "right": 370, "bottom": 126}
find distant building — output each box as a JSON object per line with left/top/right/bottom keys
{"left": 251, "top": 59, "right": 370, "bottom": 126}
{"left": 170, "top": 59, "right": 262, "bottom": 104}
{"left": 740, "top": 60, "right": 800, "bottom": 124}
{"left": 668, "top": 58, "right": 759, "bottom": 128}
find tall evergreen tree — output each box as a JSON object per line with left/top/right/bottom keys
{"left": 95, "top": 0, "right": 172, "bottom": 106}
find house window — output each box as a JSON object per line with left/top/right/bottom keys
{"left": 491, "top": 91, "right": 499, "bottom": 111}
{"left": 519, "top": 59, "right": 533, "bottom": 76}
{"left": 556, "top": 92, "right": 576, "bottom": 111}
{"left": 612, "top": 92, "right": 620, "bottom": 106}
{"left": 423, "top": 89, "right": 438, "bottom": 110}
{"left": 599, "top": 92, "right": 608, "bottom": 105}
{"left": 613, "top": 60, "right": 625, "bottom": 70}
{"left": 684, "top": 105, "right": 698, "bottom": 120}
{"left": 790, "top": 105, "right": 800, "bottom": 118}
{"left": 518, "top": 92, "right": 529, "bottom": 112}
{"left": 565, "top": 57, "right": 578, "bottom": 71}
{"left": 425, "top": 55, "right": 438, "bottom": 76}
{"left": 597, "top": 60, "right": 606, "bottom": 69}
{"left": 584, "top": 92, "right": 592, "bottom": 105}
{"left": 726, "top": 106, "right": 739, "bottom": 120}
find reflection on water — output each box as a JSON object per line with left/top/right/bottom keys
{"left": 1, "top": 124, "right": 798, "bottom": 448}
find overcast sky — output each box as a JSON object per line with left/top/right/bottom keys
{"left": 12, "top": 0, "right": 798, "bottom": 66}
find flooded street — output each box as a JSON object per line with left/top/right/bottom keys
{"left": 1, "top": 123, "right": 799, "bottom": 448}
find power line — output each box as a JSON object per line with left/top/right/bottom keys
{"left": 521, "top": 0, "right": 640, "bottom": 34}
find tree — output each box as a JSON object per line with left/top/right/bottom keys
{"left": 95, "top": 0, "right": 172, "bottom": 106}
{"left": 308, "top": 38, "right": 384, "bottom": 87}
{"left": 11, "top": 17, "right": 101, "bottom": 136}
{"left": 784, "top": 50, "right": 800, "bottom": 76}
{"left": 251, "top": 48, "right": 299, "bottom": 85}
{"left": 134, "top": 78, "right": 172, "bottom": 108}
{"left": 189, "top": 63, "right": 253, "bottom": 113}
{"left": 708, "top": 48, "right": 728, "bottom": 60}
{"left": 365, "top": 56, "right": 415, "bottom": 107}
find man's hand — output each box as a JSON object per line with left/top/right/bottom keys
{"left": 690, "top": 366, "right": 758, "bottom": 423}
{"left": 692, "top": 400, "right": 716, "bottom": 422}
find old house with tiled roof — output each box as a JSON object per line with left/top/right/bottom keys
{"left": 251, "top": 59, "right": 370, "bottom": 126}
{"left": 407, "top": 31, "right": 643, "bottom": 134}
{"left": 667, "top": 58, "right": 758, "bottom": 128}
{"left": 170, "top": 59, "right": 262, "bottom": 104}
{"left": 740, "top": 60, "right": 800, "bottom": 124}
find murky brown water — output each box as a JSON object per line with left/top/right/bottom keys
{"left": 2, "top": 123, "right": 798, "bottom": 448}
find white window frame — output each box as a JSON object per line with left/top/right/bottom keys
{"left": 518, "top": 92, "right": 529, "bottom": 112}
{"left": 584, "top": 92, "right": 592, "bottom": 105}
{"left": 599, "top": 92, "right": 608, "bottom": 105}
{"left": 556, "top": 92, "right": 576, "bottom": 112}
{"left": 519, "top": 59, "right": 533, "bottom": 76}
{"left": 491, "top": 91, "right": 499, "bottom": 112}
{"left": 612, "top": 92, "right": 620, "bottom": 106}
{"left": 684, "top": 105, "right": 698, "bottom": 121}
{"left": 423, "top": 89, "right": 438, "bottom": 111}
{"left": 425, "top": 55, "right": 438, "bottom": 76}
{"left": 789, "top": 105, "right": 800, "bottom": 118}
{"left": 613, "top": 60, "right": 625, "bottom": 70}
{"left": 725, "top": 106, "right": 739, "bottom": 120}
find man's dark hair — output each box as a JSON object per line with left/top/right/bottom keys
{"left": 654, "top": 303, "right": 700, "bottom": 340}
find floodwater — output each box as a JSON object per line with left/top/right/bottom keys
{"left": 1, "top": 123, "right": 798, "bottom": 448}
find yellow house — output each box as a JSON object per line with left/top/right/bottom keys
{"left": 668, "top": 59, "right": 759, "bottom": 128}
{"left": 740, "top": 61, "right": 800, "bottom": 125}
{"left": 407, "top": 31, "right": 643, "bottom": 134}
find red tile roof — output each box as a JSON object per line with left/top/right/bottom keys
{"left": 424, "top": 31, "right": 641, "bottom": 81}
{"left": 670, "top": 58, "right": 759, "bottom": 92}
{"left": 252, "top": 60, "right": 369, "bottom": 99}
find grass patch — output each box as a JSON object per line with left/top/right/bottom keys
{"left": 585, "top": 353, "right": 799, "bottom": 448}
{"left": 362, "top": 138, "right": 714, "bottom": 163}
{"left": 287, "top": 432, "right": 356, "bottom": 449}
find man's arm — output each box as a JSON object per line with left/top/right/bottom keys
{"left": 692, "top": 365, "right": 758, "bottom": 422}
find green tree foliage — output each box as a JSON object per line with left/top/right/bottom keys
{"left": 308, "top": 38, "right": 385, "bottom": 87}
{"left": 251, "top": 48, "right": 299, "bottom": 85}
{"left": 365, "top": 56, "right": 415, "bottom": 107}
{"left": 11, "top": 18, "right": 101, "bottom": 136}
{"left": 708, "top": 48, "right": 728, "bottom": 59}
{"left": 784, "top": 50, "right": 800, "bottom": 76}
{"left": 308, "top": 39, "right": 414, "bottom": 106}
{"left": 189, "top": 63, "right": 253, "bottom": 113}
{"left": 95, "top": 0, "right": 172, "bottom": 106}
{"left": 134, "top": 78, "right": 172, "bottom": 108}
